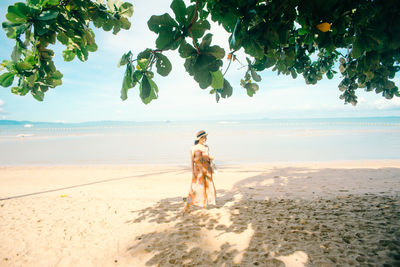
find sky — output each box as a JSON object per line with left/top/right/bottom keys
{"left": 0, "top": 0, "right": 400, "bottom": 123}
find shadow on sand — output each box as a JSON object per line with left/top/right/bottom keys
{"left": 125, "top": 167, "right": 400, "bottom": 266}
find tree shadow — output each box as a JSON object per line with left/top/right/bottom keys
{"left": 125, "top": 167, "right": 400, "bottom": 266}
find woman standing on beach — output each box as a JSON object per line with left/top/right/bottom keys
{"left": 184, "top": 130, "right": 216, "bottom": 212}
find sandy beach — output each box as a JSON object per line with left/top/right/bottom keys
{"left": 1, "top": 160, "right": 400, "bottom": 266}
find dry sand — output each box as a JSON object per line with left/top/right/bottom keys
{"left": 0, "top": 160, "right": 399, "bottom": 266}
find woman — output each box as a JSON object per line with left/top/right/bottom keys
{"left": 184, "top": 130, "right": 216, "bottom": 212}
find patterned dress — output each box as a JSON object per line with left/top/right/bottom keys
{"left": 186, "top": 144, "right": 216, "bottom": 208}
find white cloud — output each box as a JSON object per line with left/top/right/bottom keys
{"left": 373, "top": 97, "right": 400, "bottom": 110}
{"left": 0, "top": 99, "right": 4, "bottom": 106}
{"left": 357, "top": 97, "right": 367, "bottom": 104}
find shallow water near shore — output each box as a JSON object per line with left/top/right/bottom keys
{"left": 0, "top": 117, "right": 399, "bottom": 165}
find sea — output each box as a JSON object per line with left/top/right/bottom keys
{"left": 0, "top": 117, "right": 399, "bottom": 166}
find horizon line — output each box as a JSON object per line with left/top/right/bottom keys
{"left": 1, "top": 115, "right": 400, "bottom": 124}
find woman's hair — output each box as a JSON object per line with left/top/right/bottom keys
{"left": 194, "top": 140, "right": 199, "bottom": 145}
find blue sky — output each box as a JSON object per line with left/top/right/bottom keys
{"left": 0, "top": 0, "right": 399, "bottom": 123}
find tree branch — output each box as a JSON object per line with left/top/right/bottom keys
{"left": 188, "top": 0, "right": 200, "bottom": 54}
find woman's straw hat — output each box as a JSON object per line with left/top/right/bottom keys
{"left": 196, "top": 130, "right": 208, "bottom": 140}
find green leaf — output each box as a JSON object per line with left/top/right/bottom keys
{"left": 38, "top": 10, "right": 59, "bottom": 21}
{"left": 84, "top": 29, "right": 96, "bottom": 46}
{"left": 211, "top": 70, "right": 224, "bottom": 89}
{"left": 11, "top": 86, "right": 29, "bottom": 96}
{"left": 185, "top": 5, "right": 196, "bottom": 27}
{"left": 327, "top": 70, "right": 334, "bottom": 79}
{"left": 86, "top": 43, "right": 98, "bottom": 52}
{"left": 267, "top": 30, "right": 280, "bottom": 45}
{"left": 215, "top": 91, "right": 220, "bottom": 102}
{"left": 2, "top": 21, "right": 23, "bottom": 29}
{"left": 244, "top": 40, "right": 264, "bottom": 59}
{"left": 16, "top": 62, "right": 33, "bottom": 71}
{"left": 76, "top": 48, "right": 88, "bottom": 61}
{"left": 4, "top": 27, "right": 17, "bottom": 39}
{"left": 171, "top": 0, "right": 186, "bottom": 25}
{"left": 137, "top": 58, "right": 148, "bottom": 70}
{"left": 92, "top": 16, "right": 104, "bottom": 28}
{"left": 155, "top": 54, "right": 172, "bottom": 77}
{"left": 137, "top": 49, "right": 152, "bottom": 60}
{"left": 351, "top": 40, "right": 363, "bottom": 58}
{"left": 121, "top": 64, "right": 135, "bottom": 100}
{"left": 112, "top": 20, "right": 121, "bottom": 34}
{"left": 0, "top": 72, "right": 15, "bottom": 87}
{"left": 192, "top": 55, "right": 218, "bottom": 89}
{"left": 57, "top": 32, "right": 69, "bottom": 45}
{"left": 141, "top": 80, "right": 158, "bottom": 104}
{"left": 123, "top": 68, "right": 133, "bottom": 89}
{"left": 43, "top": 0, "right": 59, "bottom": 6}
{"left": 194, "top": 69, "right": 211, "bottom": 89}
{"left": 134, "top": 70, "right": 143, "bottom": 82}
{"left": 179, "top": 40, "right": 196, "bottom": 58}
{"left": 147, "top": 14, "right": 178, "bottom": 34}
{"left": 34, "top": 21, "right": 49, "bottom": 36}
{"left": 119, "top": 17, "right": 131, "bottom": 30}
{"left": 145, "top": 77, "right": 159, "bottom": 104}
{"left": 119, "top": 2, "right": 134, "bottom": 18}
{"left": 51, "top": 70, "right": 63, "bottom": 80}
{"left": 250, "top": 69, "right": 261, "bottom": 82}
{"left": 298, "top": 28, "right": 308, "bottom": 36}
{"left": 184, "top": 57, "right": 195, "bottom": 75}
{"left": 199, "top": 9, "right": 209, "bottom": 21}
{"left": 203, "top": 45, "right": 225, "bottom": 59}
{"left": 121, "top": 85, "right": 128, "bottom": 101}
{"left": 11, "top": 45, "right": 21, "bottom": 62}
{"left": 291, "top": 69, "right": 298, "bottom": 79}
{"left": 103, "top": 19, "right": 114, "bottom": 31}
{"left": 155, "top": 30, "right": 181, "bottom": 50}
{"left": 62, "top": 49, "right": 76, "bottom": 62}
{"left": 41, "top": 31, "right": 56, "bottom": 44}
{"left": 220, "top": 79, "right": 233, "bottom": 98}
{"left": 194, "top": 54, "right": 222, "bottom": 73}
{"left": 304, "top": 34, "right": 313, "bottom": 45}
{"left": 6, "top": 3, "right": 29, "bottom": 24}
{"left": 118, "top": 51, "right": 132, "bottom": 67}
{"left": 199, "top": 33, "right": 212, "bottom": 50}
{"left": 140, "top": 74, "right": 151, "bottom": 100}
{"left": 31, "top": 89, "right": 44, "bottom": 101}
{"left": 190, "top": 20, "right": 210, "bottom": 39}
{"left": 244, "top": 82, "right": 259, "bottom": 97}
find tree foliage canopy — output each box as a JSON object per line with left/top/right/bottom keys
{"left": 1, "top": 0, "right": 399, "bottom": 105}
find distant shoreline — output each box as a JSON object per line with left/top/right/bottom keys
{"left": 1, "top": 115, "right": 400, "bottom": 126}
{"left": 1, "top": 159, "right": 400, "bottom": 168}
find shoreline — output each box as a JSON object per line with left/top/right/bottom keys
{"left": 1, "top": 158, "right": 400, "bottom": 168}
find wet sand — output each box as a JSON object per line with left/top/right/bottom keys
{"left": 0, "top": 161, "right": 399, "bottom": 266}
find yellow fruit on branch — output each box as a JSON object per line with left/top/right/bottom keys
{"left": 316, "top": 22, "right": 331, "bottom": 32}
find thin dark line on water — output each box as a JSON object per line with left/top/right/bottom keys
{"left": 0, "top": 170, "right": 175, "bottom": 201}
